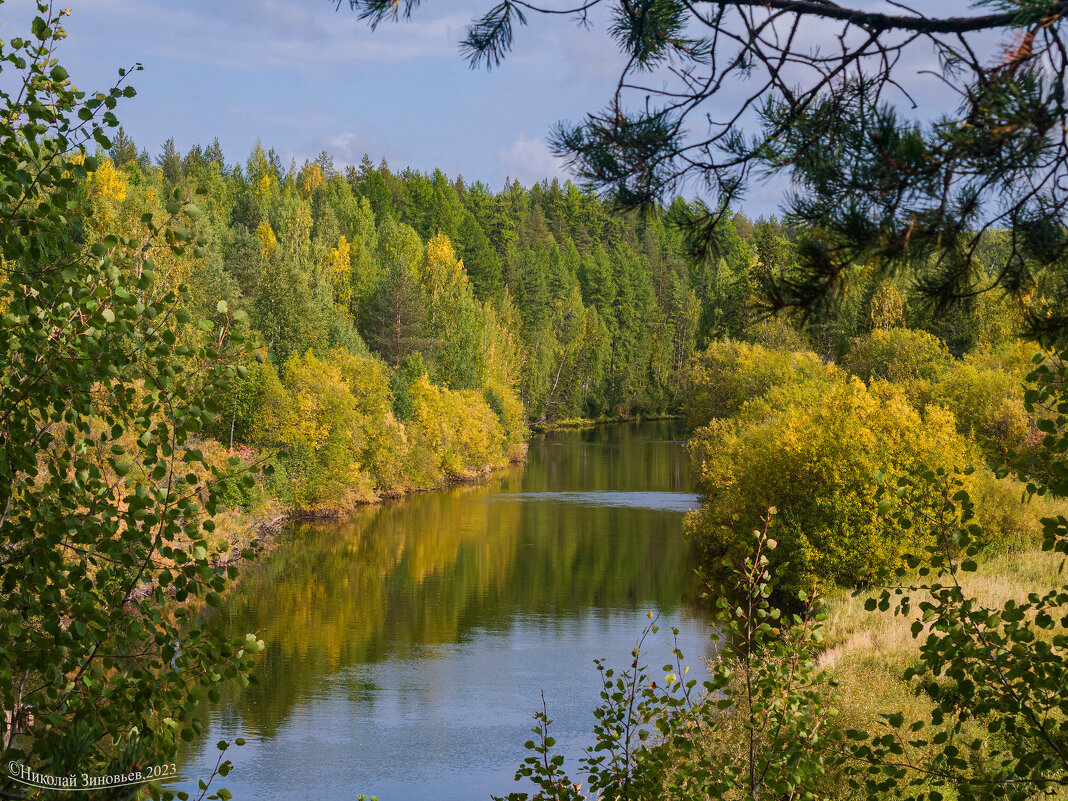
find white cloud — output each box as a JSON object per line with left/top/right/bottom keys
{"left": 498, "top": 134, "right": 567, "bottom": 185}
{"left": 58, "top": 0, "right": 471, "bottom": 73}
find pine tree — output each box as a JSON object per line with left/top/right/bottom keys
{"left": 157, "top": 137, "right": 182, "bottom": 184}
{"left": 363, "top": 261, "right": 431, "bottom": 367}
{"left": 109, "top": 126, "right": 138, "bottom": 167}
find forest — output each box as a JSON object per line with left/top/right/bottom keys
{"left": 70, "top": 129, "right": 1049, "bottom": 521}
{"left": 81, "top": 134, "right": 712, "bottom": 512}
{"left": 3, "top": 2, "right": 1068, "bottom": 799}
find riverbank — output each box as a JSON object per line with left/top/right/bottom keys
{"left": 529, "top": 413, "right": 683, "bottom": 433}
{"left": 204, "top": 444, "right": 529, "bottom": 564}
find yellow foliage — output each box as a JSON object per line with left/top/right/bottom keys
{"left": 299, "top": 163, "right": 324, "bottom": 196}
{"left": 683, "top": 340, "right": 839, "bottom": 426}
{"left": 248, "top": 143, "right": 276, "bottom": 198}
{"left": 255, "top": 349, "right": 376, "bottom": 510}
{"left": 255, "top": 221, "right": 278, "bottom": 261}
{"left": 868, "top": 281, "right": 905, "bottom": 330}
{"left": 329, "top": 236, "right": 353, "bottom": 314}
{"left": 483, "top": 380, "right": 528, "bottom": 460}
{"left": 90, "top": 158, "right": 127, "bottom": 203}
{"left": 917, "top": 348, "right": 1035, "bottom": 461}
{"left": 481, "top": 302, "right": 524, "bottom": 389}
{"left": 844, "top": 327, "right": 950, "bottom": 384}
{"left": 409, "top": 374, "right": 507, "bottom": 479}
{"left": 687, "top": 375, "right": 974, "bottom": 592}
{"left": 423, "top": 233, "right": 467, "bottom": 303}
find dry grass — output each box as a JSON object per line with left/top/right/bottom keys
{"left": 814, "top": 541, "right": 1067, "bottom": 800}
{"left": 821, "top": 543, "right": 1066, "bottom": 672}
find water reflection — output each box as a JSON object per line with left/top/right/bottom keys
{"left": 174, "top": 421, "right": 712, "bottom": 801}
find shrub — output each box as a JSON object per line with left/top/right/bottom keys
{"left": 843, "top": 327, "right": 951, "bottom": 384}
{"left": 254, "top": 348, "right": 377, "bottom": 510}
{"left": 925, "top": 360, "right": 1032, "bottom": 461}
{"left": 484, "top": 379, "right": 529, "bottom": 461}
{"left": 686, "top": 377, "right": 972, "bottom": 593}
{"left": 409, "top": 374, "right": 508, "bottom": 479}
{"left": 682, "top": 340, "right": 839, "bottom": 426}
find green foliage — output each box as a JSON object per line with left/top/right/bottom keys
{"left": 391, "top": 0, "right": 1068, "bottom": 340}
{"left": 687, "top": 376, "right": 973, "bottom": 593}
{"left": 389, "top": 351, "right": 428, "bottom": 421}
{"left": 1019, "top": 344, "right": 1068, "bottom": 499}
{"left": 856, "top": 460, "right": 1068, "bottom": 798}
{"left": 202, "top": 355, "right": 279, "bottom": 447}
{"left": 494, "top": 522, "right": 845, "bottom": 801}
{"left": 844, "top": 327, "right": 952, "bottom": 384}
{"left": 362, "top": 259, "right": 431, "bottom": 368}
{"left": 0, "top": 7, "right": 258, "bottom": 795}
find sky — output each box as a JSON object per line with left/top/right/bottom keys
{"left": 7, "top": 1, "right": 622, "bottom": 189}
{"left": 2, "top": 1, "right": 994, "bottom": 217}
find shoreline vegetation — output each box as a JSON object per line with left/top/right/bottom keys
{"left": 529, "top": 413, "right": 683, "bottom": 433}
{"left": 5, "top": 6, "right": 1068, "bottom": 799}
{"left": 226, "top": 413, "right": 681, "bottom": 561}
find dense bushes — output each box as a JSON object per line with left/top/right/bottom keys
{"left": 251, "top": 348, "right": 525, "bottom": 512}
{"left": 687, "top": 376, "right": 972, "bottom": 592}
{"left": 842, "top": 327, "right": 951, "bottom": 383}
{"left": 681, "top": 340, "right": 838, "bottom": 425}
{"left": 684, "top": 336, "right": 1041, "bottom": 593}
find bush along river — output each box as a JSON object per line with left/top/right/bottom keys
{"left": 172, "top": 420, "right": 711, "bottom": 800}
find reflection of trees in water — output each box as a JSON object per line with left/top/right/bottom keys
{"left": 190, "top": 421, "right": 700, "bottom": 738}
{"left": 524, "top": 420, "right": 693, "bottom": 494}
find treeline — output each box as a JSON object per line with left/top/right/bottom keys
{"left": 101, "top": 133, "right": 703, "bottom": 422}
{"left": 79, "top": 132, "right": 1044, "bottom": 514}
{"left": 96, "top": 132, "right": 1040, "bottom": 431}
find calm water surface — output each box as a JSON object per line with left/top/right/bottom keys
{"left": 173, "top": 421, "right": 712, "bottom": 800}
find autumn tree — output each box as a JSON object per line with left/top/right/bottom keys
{"left": 0, "top": 6, "right": 259, "bottom": 797}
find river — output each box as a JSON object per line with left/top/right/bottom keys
{"left": 172, "top": 420, "right": 712, "bottom": 800}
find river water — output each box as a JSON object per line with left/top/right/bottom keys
{"left": 173, "top": 420, "right": 713, "bottom": 800}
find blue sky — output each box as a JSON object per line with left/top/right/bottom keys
{"left": 11, "top": 2, "right": 621, "bottom": 185}
{"left": 3, "top": 1, "right": 987, "bottom": 217}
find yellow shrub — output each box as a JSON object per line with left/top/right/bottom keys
{"left": 409, "top": 375, "right": 507, "bottom": 479}
{"left": 254, "top": 349, "right": 375, "bottom": 511}
{"left": 844, "top": 327, "right": 951, "bottom": 383}
{"left": 484, "top": 380, "right": 529, "bottom": 461}
{"left": 682, "top": 340, "right": 840, "bottom": 426}
{"left": 687, "top": 377, "right": 973, "bottom": 593}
